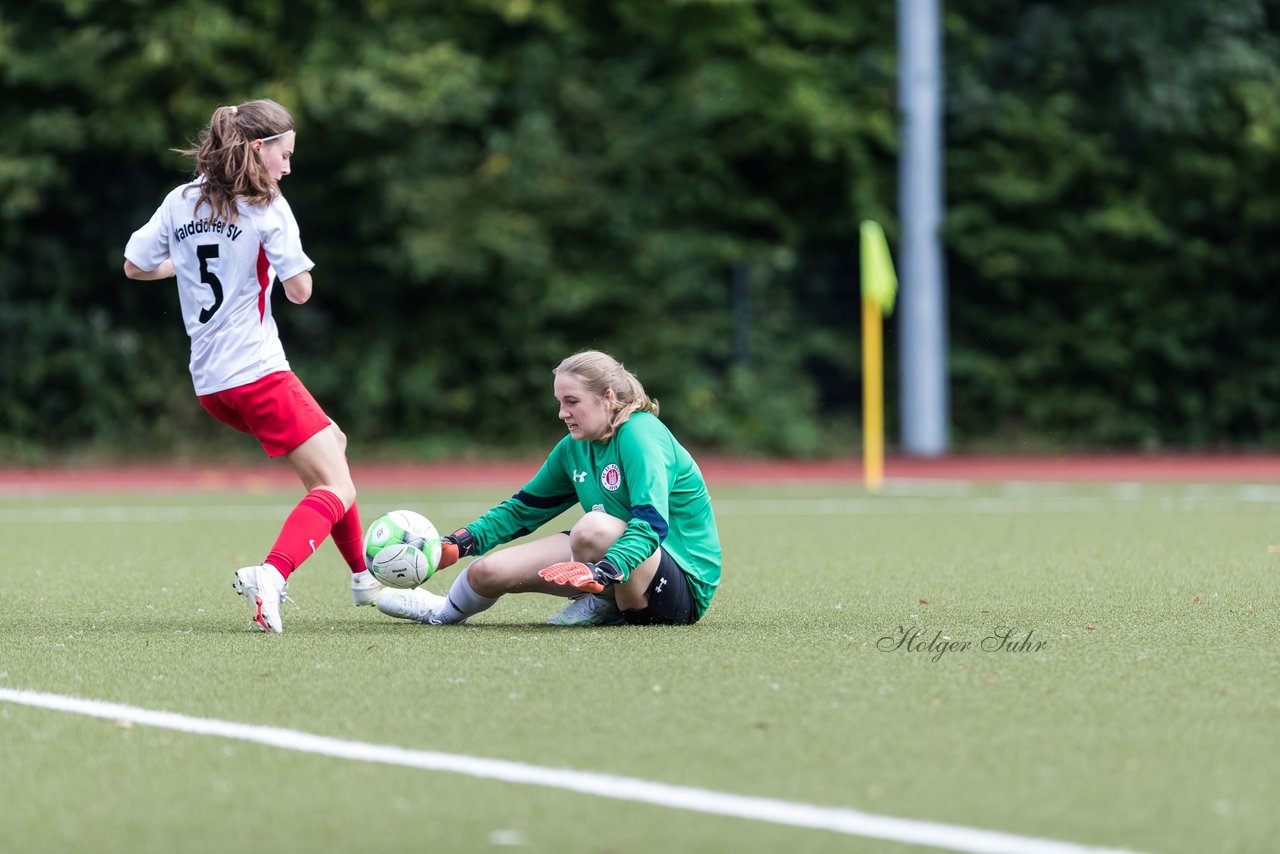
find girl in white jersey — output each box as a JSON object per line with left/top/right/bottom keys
{"left": 123, "top": 99, "right": 380, "bottom": 633}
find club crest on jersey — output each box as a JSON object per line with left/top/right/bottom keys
{"left": 600, "top": 464, "right": 623, "bottom": 492}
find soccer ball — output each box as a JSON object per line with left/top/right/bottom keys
{"left": 363, "top": 510, "right": 442, "bottom": 589}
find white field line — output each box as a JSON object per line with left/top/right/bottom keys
{"left": 0, "top": 688, "right": 1143, "bottom": 854}
{"left": 0, "top": 503, "right": 490, "bottom": 524}
{"left": 0, "top": 488, "right": 1276, "bottom": 524}
{"left": 716, "top": 495, "right": 1275, "bottom": 515}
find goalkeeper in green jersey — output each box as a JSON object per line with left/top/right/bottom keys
{"left": 376, "top": 350, "right": 722, "bottom": 627}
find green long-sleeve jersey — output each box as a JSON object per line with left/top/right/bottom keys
{"left": 464, "top": 412, "right": 722, "bottom": 617}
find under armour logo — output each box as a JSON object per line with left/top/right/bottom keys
{"left": 654, "top": 577, "right": 667, "bottom": 594}
{"left": 572, "top": 470, "right": 588, "bottom": 483}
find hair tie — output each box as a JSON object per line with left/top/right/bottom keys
{"left": 230, "top": 105, "right": 238, "bottom": 115}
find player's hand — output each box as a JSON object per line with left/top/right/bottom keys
{"left": 438, "top": 527, "right": 476, "bottom": 571}
{"left": 538, "top": 558, "right": 624, "bottom": 593}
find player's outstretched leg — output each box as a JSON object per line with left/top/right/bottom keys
{"left": 375, "top": 587, "right": 448, "bottom": 624}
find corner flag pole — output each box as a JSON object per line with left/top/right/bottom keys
{"left": 860, "top": 221, "right": 898, "bottom": 492}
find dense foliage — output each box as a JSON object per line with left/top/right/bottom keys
{"left": 2, "top": 0, "right": 1278, "bottom": 460}
{"left": 946, "top": 1, "right": 1280, "bottom": 449}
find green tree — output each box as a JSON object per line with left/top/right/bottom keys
{"left": 5, "top": 0, "right": 1279, "bottom": 458}
{"left": 946, "top": 0, "right": 1280, "bottom": 447}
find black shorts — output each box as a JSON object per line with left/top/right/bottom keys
{"left": 620, "top": 548, "right": 698, "bottom": 626}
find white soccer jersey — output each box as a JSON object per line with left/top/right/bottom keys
{"left": 125, "top": 181, "right": 314, "bottom": 395}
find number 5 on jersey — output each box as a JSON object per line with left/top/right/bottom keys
{"left": 196, "top": 244, "right": 224, "bottom": 323}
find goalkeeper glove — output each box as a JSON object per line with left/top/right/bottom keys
{"left": 438, "top": 527, "right": 476, "bottom": 571}
{"left": 538, "top": 558, "right": 624, "bottom": 593}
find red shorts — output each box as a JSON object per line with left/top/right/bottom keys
{"left": 198, "top": 371, "right": 332, "bottom": 458}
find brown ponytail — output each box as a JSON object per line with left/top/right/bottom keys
{"left": 176, "top": 99, "right": 294, "bottom": 224}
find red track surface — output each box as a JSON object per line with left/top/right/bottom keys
{"left": 3, "top": 455, "right": 1280, "bottom": 491}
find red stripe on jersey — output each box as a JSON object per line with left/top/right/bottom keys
{"left": 256, "top": 245, "right": 271, "bottom": 321}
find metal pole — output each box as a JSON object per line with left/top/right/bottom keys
{"left": 898, "top": 0, "right": 949, "bottom": 456}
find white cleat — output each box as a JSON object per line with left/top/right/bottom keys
{"left": 547, "top": 593, "right": 624, "bottom": 626}
{"left": 233, "top": 564, "right": 288, "bottom": 634}
{"left": 350, "top": 569, "right": 382, "bottom": 606}
{"left": 376, "top": 587, "right": 448, "bottom": 624}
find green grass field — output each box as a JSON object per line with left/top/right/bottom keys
{"left": 1, "top": 480, "right": 1276, "bottom": 853}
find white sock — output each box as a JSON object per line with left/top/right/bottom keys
{"left": 433, "top": 567, "right": 498, "bottom": 625}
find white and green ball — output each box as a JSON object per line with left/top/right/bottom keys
{"left": 363, "top": 510, "right": 442, "bottom": 589}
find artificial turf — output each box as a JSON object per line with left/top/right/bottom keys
{"left": 0, "top": 481, "right": 1274, "bottom": 853}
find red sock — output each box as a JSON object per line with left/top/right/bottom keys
{"left": 331, "top": 502, "right": 365, "bottom": 574}
{"left": 265, "top": 488, "right": 345, "bottom": 580}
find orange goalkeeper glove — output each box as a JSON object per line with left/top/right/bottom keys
{"left": 438, "top": 528, "right": 476, "bottom": 571}
{"left": 538, "top": 558, "right": 624, "bottom": 593}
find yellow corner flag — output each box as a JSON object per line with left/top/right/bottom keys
{"left": 860, "top": 220, "right": 897, "bottom": 492}
{"left": 860, "top": 220, "right": 898, "bottom": 314}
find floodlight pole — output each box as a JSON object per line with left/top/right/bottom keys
{"left": 898, "top": 0, "right": 949, "bottom": 456}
